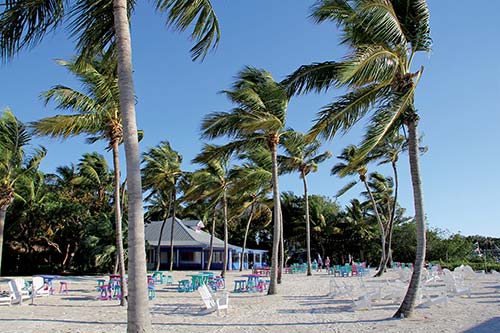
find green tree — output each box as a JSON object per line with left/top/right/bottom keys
{"left": 200, "top": 67, "right": 289, "bottom": 295}
{"left": 0, "top": 109, "right": 46, "bottom": 274}
{"left": 332, "top": 145, "right": 388, "bottom": 275}
{"left": 231, "top": 147, "right": 272, "bottom": 271}
{"left": 190, "top": 144, "right": 236, "bottom": 277}
{"left": 142, "top": 141, "right": 182, "bottom": 271}
{"left": 279, "top": 131, "right": 331, "bottom": 276}
{"left": 1, "top": 1, "right": 219, "bottom": 329}
{"left": 284, "top": 0, "right": 431, "bottom": 317}
{"left": 32, "top": 57, "right": 129, "bottom": 303}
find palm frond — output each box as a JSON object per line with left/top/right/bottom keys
{"left": 156, "top": 0, "right": 220, "bottom": 61}
{"left": 0, "top": 0, "right": 66, "bottom": 60}
{"left": 307, "top": 83, "right": 389, "bottom": 141}
{"left": 392, "top": 0, "right": 432, "bottom": 52}
{"left": 282, "top": 61, "right": 340, "bottom": 96}
{"left": 334, "top": 180, "right": 357, "bottom": 198}
{"left": 354, "top": 89, "right": 415, "bottom": 163}
{"left": 357, "top": 0, "right": 407, "bottom": 47}
{"left": 339, "top": 45, "right": 400, "bottom": 87}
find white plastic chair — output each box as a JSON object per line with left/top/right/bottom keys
{"left": 32, "top": 276, "right": 50, "bottom": 297}
{"left": 197, "top": 284, "right": 229, "bottom": 316}
{"left": 8, "top": 280, "right": 30, "bottom": 305}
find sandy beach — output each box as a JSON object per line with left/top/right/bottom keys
{"left": 0, "top": 270, "right": 499, "bottom": 333}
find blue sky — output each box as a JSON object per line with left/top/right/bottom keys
{"left": 1, "top": 1, "right": 499, "bottom": 237}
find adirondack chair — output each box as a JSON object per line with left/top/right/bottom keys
{"left": 8, "top": 280, "right": 30, "bottom": 305}
{"left": 32, "top": 276, "right": 50, "bottom": 296}
{"left": 197, "top": 284, "right": 229, "bottom": 316}
{"left": 13, "top": 278, "right": 29, "bottom": 297}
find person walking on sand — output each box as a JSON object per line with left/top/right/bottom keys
{"left": 325, "top": 256, "right": 331, "bottom": 273}
{"left": 317, "top": 254, "right": 323, "bottom": 272}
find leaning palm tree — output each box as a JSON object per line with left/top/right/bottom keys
{"left": 190, "top": 144, "right": 235, "bottom": 278}
{"left": 1, "top": 1, "right": 219, "bottom": 330}
{"left": 200, "top": 66, "right": 289, "bottom": 295}
{"left": 279, "top": 131, "right": 331, "bottom": 276}
{"left": 31, "top": 57, "right": 129, "bottom": 304}
{"left": 284, "top": 0, "right": 431, "bottom": 317}
{"left": 0, "top": 109, "right": 46, "bottom": 275}
{"left": 332, "top": 145, "right": 388, "bottom": 276}
{"left": 230, "top": 146, "right": 273, "bottom": 271}
{"left": 142, "top": 141, "right": 182, "bottom": 272}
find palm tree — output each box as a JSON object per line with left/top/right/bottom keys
{"left": 284, "top": 0, "right": 431, "bottom": 317}
{"left": 371, "top": 132, "right": 426, "bottom": 273}
{"left": 231, "top": 147, "right": 273, "bottom": 271}
{"left": 279, "top": 131, "right": 331, "bottom": 276}
{"left": 1, "top": 1, "right": 219, "bottom": 329}
{"left": 31, "top": 57, "right": 129, "bottom": 304}
{"left": 142, "top": 141, "right": 182, "bottom": 272}
{"left": 332, "top": 145, "right": 387, "bottom": 275}
{"left": 190, "top": 145, "right": 235, "bottom": 278}
{"left": 200, "top": 66, "right": 289, "bottom": 295}
{"left": 0, "top": 109, "right": 46, "bottom": 275}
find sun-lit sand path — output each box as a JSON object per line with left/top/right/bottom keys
{"left": 0, "top": 270, "right": 499, "bottom": 332}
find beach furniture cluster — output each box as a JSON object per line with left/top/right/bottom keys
{"left": 177, "top": 272, "right": 225, "bottom": 293}
{"left": 233, "top": 273, "right": 270, "bottom": 293}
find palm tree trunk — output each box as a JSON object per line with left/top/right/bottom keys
{"left": 267, "top": 141, "right": 281, "bottom": 295}
{"left": 394, "top": 114, "right": 426, "bottom": 318}
{"left": 155, "top": 208, "right": 170, "bottom": 271}
{"left": 362, "top": 179, "right": 386, "bottom": 277}
{"left": 206, "top": 208, "right": 216, "bottom": 270}
{"left": 0, "top": 205, "right": 9, "bottom": 275}
{"left": 277, "top": 207, "right": 283, "bottom": 284}
{"left": 221, "top": 188, "right": 228, "bottom": 278}
{"left": 112, "top": 140, "right": 128, "bottom": 305}
{"left": 169, "top": 188, "right": 176, "bottom": 271}
{"left": 303, "top": 172, "right": 312, "bottom": 276}
{"left": 112, "top": 1, "right": 151, "bottom": 330}
{"left": 383, "top": 160, "right": 399, "bottom": 270}
{"left": 240, "top": 203, "right": 255, "bottom": 272}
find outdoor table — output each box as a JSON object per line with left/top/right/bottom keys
{"left": 36, "top": 275, "right": 59, "bottom": 295}
{"left": 241, "top": 274, "right": 262, "bottom": 292}
{"left": 186, "top": 274, "right": 205, "bottom": 289}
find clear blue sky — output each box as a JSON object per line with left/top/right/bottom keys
{"left": 1, "top": 1, "right": 499, "bottom": 237}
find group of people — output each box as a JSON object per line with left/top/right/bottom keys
{"left": 312, "top": 254, "right": 330, "bottom": 272}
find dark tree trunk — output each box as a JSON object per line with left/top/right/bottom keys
{"left": 303, "top": 172, "right": 312, "bottom": 276}
{"left": 169, "top": 188, "right": 177, "bottom": 271}
{"left": 207, "top": 208, "right": 216, "bottom": 271}
{"left": 240, "top": 204, "right": 255, "bottom": 272}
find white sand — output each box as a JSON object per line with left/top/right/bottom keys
{"left": 0, "top": 270, "right": 499, "bottom": 332}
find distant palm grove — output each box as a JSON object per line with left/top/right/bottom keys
{"left": 1, "top": 0, "right": 499, "bottom": 330}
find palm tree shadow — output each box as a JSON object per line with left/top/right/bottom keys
{"left": 461, "top": 317, "right": 500, "bottom": 332}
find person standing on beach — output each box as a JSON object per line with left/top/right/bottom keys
{"left": 325, "top": 256, "right": 331, "bottom": 273}
{"left": 317, "top": 254, "right": 323, "bottom": 271}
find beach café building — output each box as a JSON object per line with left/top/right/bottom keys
{"left": 144, "top": 218, "right": 268, "bottom": 270}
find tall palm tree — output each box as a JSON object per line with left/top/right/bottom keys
{"left": 1, "top": 1, "right": 219, "bottom": 330}
{"left": 31, "top": 57, "right": 129, "bottom": 304}
{"left": 332, "top": 145, "right": 387, "bottom": 275}
{"left": 230, "top": 146, "right": 273, "bottom": 271}
{"left": 190, "top": 144, "right": 234, "bottom": 278}
{"left": 279, "top": 131, "right": 331, "bottom": 276}
{"left": 0, "top": 109, "right": 46, "bottom": 275}
{"left": 142, "top": 141, "right": 182, "bottom": 272}
{"left": 284, "top": 0, "right": 431, "bottom": 317}
{"left": 371, "top": 132, "right": 426, "bottom": 274}
{"left": 200, "top": 66, "right": 289, "bottom": 295}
